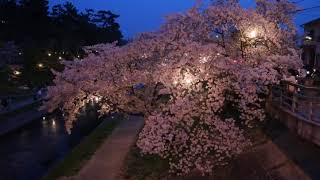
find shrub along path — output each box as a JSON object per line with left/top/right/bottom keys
{"left": 65, "top": 115, "right": 144, "bottom": 180}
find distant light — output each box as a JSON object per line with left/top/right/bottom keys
{"left": 48, "top": 53, "right": 52, "bottom": 57}
{"left": 305, "top": 36, "right": 312, "bottom": 40}
{"left": 313, "top": 69, "right": 316, "bottom": 72}
{"left": 307, "top": 71, "right": 310, "bottom": 75}
{"left": 13, "top": 70, "right": 21, "bottom": 75}
{"left": 43, "top": 117, "right": 46, "bottom": 120}
{"left": 77, "top": 55, "right": 80, "bottom": 58}
{"left": 52, "top": 120, "right": 56, "bottom": 126}
{"left": 18, "top": 52, "right": 22, "bottom": 55}
{"left": 111, "top": 116, "right": 114, "bottom": 119}
{"left": 58, "top": 56, "right": 62, "bottom": 60}
{"left": 37, "top": 63, "right": 44, "bottom": 68}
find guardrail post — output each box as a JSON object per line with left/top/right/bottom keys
{"left": 280, "top": 86, "right": 283, "bottom": 106}
{"left": 292, "top": 94, "right": 296, "bottom": 113}
{"left": 308, "top": 101, "right": 313, "bottom": 121}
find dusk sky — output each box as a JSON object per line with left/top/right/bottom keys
{"left": 50, "top": 0, "right": 320, "bottom": 38}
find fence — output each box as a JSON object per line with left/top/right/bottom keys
{"left": 270, "top": 81, "right": 320, "bottom": 124}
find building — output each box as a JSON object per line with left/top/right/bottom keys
{"left": 301, "top": 18, "right": 320, "bottom": 71}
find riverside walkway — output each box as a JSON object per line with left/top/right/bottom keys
{"left": 72, "top": 116, "right": 144, "bottom": 180}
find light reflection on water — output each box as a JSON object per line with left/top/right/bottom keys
{"left": 0, "top": 109, "right": 102, "bottom": 180}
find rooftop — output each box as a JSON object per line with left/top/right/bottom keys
{"left": 302, "top": 18, "right": 320, "bottom": 27}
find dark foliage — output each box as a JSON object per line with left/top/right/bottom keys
{"left": 0, "top": 0, "right": 123, "bottom": 88}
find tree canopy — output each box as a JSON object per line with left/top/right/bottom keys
{"left": 45, "top": 0, "right": 302, "bottom": 176}
{"left": 0, "top": 0, "right": 123, "bottom": 87}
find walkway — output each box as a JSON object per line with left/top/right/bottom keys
{"left": 0, "top": 109, "right": 46, "bottom": 136}
{"left": 72, "top": 116, "right": 144, "bottom": 180}
{"left": 273, "top": 131, "right": 320, "bottom": 180}
{"left": 185, "top": 140, "right": 310, "bottom": 180}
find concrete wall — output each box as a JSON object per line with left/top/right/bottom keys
{"left": 266, "top": 101, "right": 320, "bottom": 146}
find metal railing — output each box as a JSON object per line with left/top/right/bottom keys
{"left": 270, "top": 81, "right": 320, "bottom": 124}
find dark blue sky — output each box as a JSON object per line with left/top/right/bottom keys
{"left": 50, "top": 0, "right": 320, "bottom": 38}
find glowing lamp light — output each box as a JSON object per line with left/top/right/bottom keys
{"left": 306, "top": 71, "right": 310, "bottom": 75}
{"left": 199, "top": 56, "right": 210, "bottom": 63}
{"left": 18, "top": 52, "right": 22, "bottom": 56}
{"left": 248, "top": 30, "right": 257, "bottom": 39}
{"left": 58, "top": 56, "right": 62, "bottom": 60}
{"left": 173, "top": 80, "right": 178, "bottom": 85}
{"left": 185, "top": 78, "right": 192, "bottom": 84}
{"left": 48, "top": 53, "right": 52, "bottom": 57}
{"left": 13, "top": 70, "right": 21, "bottom": 75}
{"left": 305, "top": 36, "right": 312, "bottom": 40}
{"left": 37, "top": 63, "right": 44, "bottom": 68}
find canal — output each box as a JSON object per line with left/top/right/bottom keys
{"left": 0, "top": 108, "right": 103, "bottom": 180}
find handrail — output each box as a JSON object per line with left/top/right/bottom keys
{"left": 284, "top": 81, "right": 320, "bottom": 91}
{"left": 270, "top": 81, "right": 320, "bottom": 124}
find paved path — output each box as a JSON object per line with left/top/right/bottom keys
{"left": 273, "top": 131, "right": 320, "bottom": 180}
{"left": 72, "top": 115, "right": 144, "bottom": 180}
{"left": 0, "top": 109, "right": 46, "bottom": 136}
{"left": 184, "top": 139, "right": 310, "bottom": 180}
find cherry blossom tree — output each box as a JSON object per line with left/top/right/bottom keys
{"left": 43, "top": 0, "right": 302, "bottom": 175}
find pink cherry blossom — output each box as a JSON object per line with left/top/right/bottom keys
{"left": 43, "top": 0, "right": 302, "bottom": 175}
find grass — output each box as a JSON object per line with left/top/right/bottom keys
{"left": 0, "top": 101, "right": 41, "bottom": 121}
{"left": 122, "top": 146, "right": 170, "bottom": 180}
{"left": 42, "top": 116, "right": 121, "bottom": 180}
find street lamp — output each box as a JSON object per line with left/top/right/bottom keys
{"left": 248, "top": 29, "right": 257, "bottom": 39}
{"left": 37, "top": 63, "right": 44, "bottom": 68}
{"left": 13, "top": 70, "right": 21, "bottom": 75}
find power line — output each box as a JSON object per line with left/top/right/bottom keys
{"left": 296, "top": 5, "right": 320, "bottom": 13}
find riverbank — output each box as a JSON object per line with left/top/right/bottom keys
{"left": 0, "top": 105, "right": 46, "bottom": 136}
{"left": 43, "top": 115, "right": 123, "bottom": 180}
{"left": 0, "top": 108, "right": 105, "bottom": 180}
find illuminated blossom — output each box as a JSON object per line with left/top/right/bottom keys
{"left": 43, "top": 0, "right": 302, "bottom": 175}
